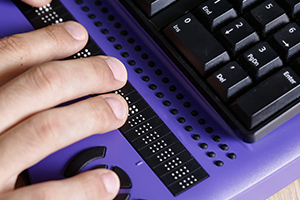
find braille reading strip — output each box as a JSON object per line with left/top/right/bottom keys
{"left": 13, "top": 0, "right": 209, "bottom": 196}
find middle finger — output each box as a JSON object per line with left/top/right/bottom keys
{"left": 0, "top": 56, "right": 127, "bottom": 133}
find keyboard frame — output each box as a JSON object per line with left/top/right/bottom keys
{"left": 120, "top": 0, "right": 300, "bottom": 143}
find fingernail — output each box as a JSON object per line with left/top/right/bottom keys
{"left": 101, "top": 56, "right": 127, "bottom": 82}
{"left": 105, "top": 97, "right": 127, "bottom": 120}
{"left": 62, "top": 21, "right": 86, "bottom": 40}
{"left": 102, "top": 172, "right": 120, "bottom": 194}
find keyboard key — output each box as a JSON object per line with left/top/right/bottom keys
{"left": 245, "top": 0, "right": 289, "bottom": 38}
{"left": 193, "top": 0, "right": 237, "bottom": 32}
{"left": 277, "top": 0, "right": 300, "bottom": 19}
{"left": 217, "top": 17, "right": 259, "bottom": 57}
{"left": 207, "top": 61, "right": 252, "bottom": 101}
{"left": 238, "top": 42, "right": 283, "bottom": 81}
{"left": 228, "top": 0, "right": 262, "bottom": 13}
{"left": 268, "top": 23, "right": 300, "bottom": 63}
{"left": 133, "top": 0, "right": 176, "bottom": 17}
{"left": 230, "top": 67, "right": 300, "bottom": 129}
{"left": 163, "top": 13, "right": 230, "bottom": 76}
{"left": 291, "top": 57, "right": 300, "bottom": 75}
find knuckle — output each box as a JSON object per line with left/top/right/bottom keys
{"left": 43, "top": 26, "right": 59, "bottom": 47}
{"left": 90, "top": 58, "right": 107, "bottom": 81}
{"left": 29, "top": 113, "right": 61, "bottom": 146}
{"left": 89, "top": 99, "right": 111, "bottom": 130}
{"left": 0, "top": 35, "right": 28, "bottom": 59}
{"left": 30, "top": 64, "right": 63, "bottom": 95}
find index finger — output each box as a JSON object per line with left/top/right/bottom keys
{"left": 0, "top": 21, "right": 88, "bottom": 86}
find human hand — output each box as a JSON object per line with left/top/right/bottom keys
{"left": 0, "top": 1, "right": 128, "bottom": 199}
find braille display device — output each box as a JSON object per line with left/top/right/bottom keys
{"left": 2, "top": 0, "right": 300, "bottom": 199}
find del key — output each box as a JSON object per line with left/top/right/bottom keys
{"left": 163, "top": 13, "right": 230, "bottom": 76}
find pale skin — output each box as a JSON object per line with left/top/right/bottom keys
{"left": 0, "top": 0, "right": 128, "bottom": 199}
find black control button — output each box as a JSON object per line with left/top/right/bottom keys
{"left": 193, "top": 0, "right": 237, "bottom": 32}
{"left": 245, "top": 0, "right": 289, "bottom": 38}
{"left": 231, "top": 67, "right": 300, "bottom": 129}
{"left": 64, "top": 147, "right": 106, "bottom": 178}
{"left": 113, "top": 193, "right": 130, "bottom": 200}
{"left": 207, "top": 61, "right": 252, "bottom": 101}
{"left": 163, "top": 13, "right": 230, "bottom": 76}
{"left": 113, "top": 166, "right": 132, "bottom": 189}
{"left": 217, "top": 17, "right": 259, "bottom": 57}
{"left": 93, "top": 165, "right": 108, "bottom": 169}
{"left": 268, "top": 23, "right": 300, "bottom": 63}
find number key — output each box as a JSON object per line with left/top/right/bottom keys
{"left": 245, "top": 0, "right": 289, "bottom": 38}
{"left": 238, "top": 42, "right": 283, "bottom": 81}
{"left": 217, "top": 17, "right": 259, "bottom": 57}
{"left": 268, "top": 23, "right": 300, "bottom": 63}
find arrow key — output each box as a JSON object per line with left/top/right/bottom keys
{"left": 268, "top": 23, "right": 300, "bottom": 63}
{"left": 217, "top": 17, "right": 260, "bottom": 57}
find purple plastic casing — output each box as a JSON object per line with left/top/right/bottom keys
{"left": 1, "top": 0, "right": 300, "bottom": 199}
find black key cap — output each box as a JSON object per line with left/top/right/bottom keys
{"left": 268, "top": 23, "right": 300, "bottom": 63}
{"left": 193, "top": 0, "right": 237, "bottom": 32}
{"left": 277, "top": 0, "right": 300, "bottom": 19}
{"left": 228, "top": 0, "right": 262, "bottom": 13}
{"left": 238, "top": 42, "right": 283, "bottom": 81}
{"left": 64, "top": 147, "right": 106, "bottom": 178}
{"left": 207, "top": 61, "right": 252, "bottom": 101}
{"left": 113, "top": 166, "right": 132, "bottom": 189}
{"left": 114, "top": 194, "right": 130, "bottom": 200}
{"left": 163, "top": 13, "right": 230, "bottom": 76}
{"left": 151, "top": 0, "right": 206, "bottom": 30}
{"left": 245, "top": 0, "right": 289, "bottom": 38}
{"left": 291, "top": 57, "right": 300, "bottom": 75}
{"left": 217, "top": 17, "right": 259, "bottom": 57}
{"left": 133, "top": 0, "right": 176, "bottom": 17}
{"left": 230, "top": 67, "right": 300, "bottom": 129}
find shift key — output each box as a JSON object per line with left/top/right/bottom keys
{"left": 163, "top": 13, "right": 230, "bottom": 76}
{"left": 230, "top": 67, "right": 300, "bottom": 129}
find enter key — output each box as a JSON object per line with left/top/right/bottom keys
{"left": 230, "top": 67, "right": 300, "bottom": 129}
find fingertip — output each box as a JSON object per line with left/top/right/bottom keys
{"left": 21, "top": 0, "right": 52, "bottom": 7}
{"left": 101, "top": 171, "right": 120, "bottom": 195}
{"left": 62, "top": 21, "right": 88, "bottom": 41}
{"left": 99, "top": 56, "right": 128, "bottom": 83}
{"left": 104, "top": 94, "right": 128, "bottom": 121}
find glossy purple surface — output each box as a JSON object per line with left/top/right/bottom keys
{"left": 2, "top": 0, "right": 300, "bottom": 199}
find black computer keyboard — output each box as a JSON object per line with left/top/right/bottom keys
{"left": 120, "top": 0, "right": 300, "bottom": 142}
